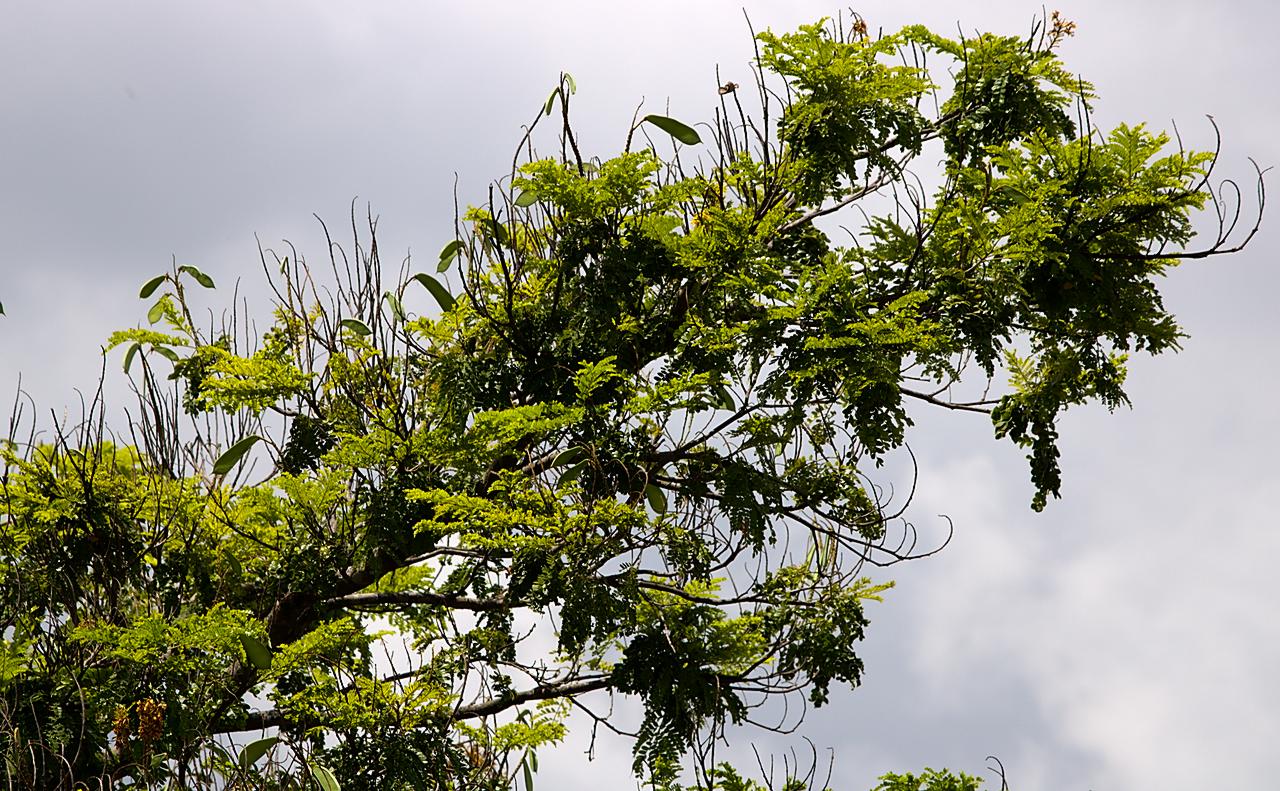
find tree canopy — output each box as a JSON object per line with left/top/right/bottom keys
{"left": 0, "top": 13, "right": 1262, "bottom": 791}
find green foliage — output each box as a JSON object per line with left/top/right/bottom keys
{"left": 873, "top": 768, "right": 984, "bottom": 791}
{"left": 0, "top": 12, "right": 1258, "bottom": 791}
{"left": 757, "top": 22, "right": 933, "bottom": 202}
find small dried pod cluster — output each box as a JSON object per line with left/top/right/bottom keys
{"left": 111, "top": 704, "right": 132, "bottom": 750}
{"left": 136, "top": 698, "right": 167, "bottom": 747}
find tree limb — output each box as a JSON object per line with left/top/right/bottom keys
{"left": 323, "top": 590, "right": 512, "bottom": 612}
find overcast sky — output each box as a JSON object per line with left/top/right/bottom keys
{"left": 2, "top": 2, "right": 1276, "bottom": 789}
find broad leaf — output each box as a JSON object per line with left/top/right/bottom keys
{"left": 123, "top": 343, "right": 142, "bottom": 374}
{"left": 522, "top": 753, "right": 535, "bottom": 791}
{"left": 411, "top": 273, "right": 456, "bottom": 312}
{"left": 178, "top": 265, "right": 216, "bottom": 289}
{"left": 514, "top": 190, "right": 540, "bottom": 208}
{"left": 139, "top": 275, "right": 166, "bottom": 299}
{"left": 550, "top": 447, "right": 585, "bottom": 468}
{"left": 438, "top": 240, "right": 463, "bottom": 273}
{"left": 487, "top": 218, "right": 510, "bottom": 246}
{"left": 642, "top": 114, "right": 701, "bottom": 145}
{"left": 308, "top": 761, "right": 342, "bottom": 791}
{"left": 213, "top": 435, "right": 262, "bottom": 476}
{"left": 239, "top": 634, "right": 273, "bottom": 671}
{"left": 558, "top": 460, "right": 587, "bottom": 486}
{"left": 714, "top": 384, "right": 735, "bottom": 411}
{"left": 383, "top": 291, "right": 405, "bottom": 322}
{"left": 645, "top": 483, "right": 668, "bottom": 514}
{"left": 238, "top": 736, "right": 279, "bottom": 770}
{"left": 338, "top": 318, "right": 372, "bottom": 336}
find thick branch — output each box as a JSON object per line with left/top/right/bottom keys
{"left": 453, "top": 674, "right": 612, "bottom": 720}
{"left": 323, "top": 590, "right": 511, "bottom": 612}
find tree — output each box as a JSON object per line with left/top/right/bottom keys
{"left": 0, "top": 12, "right": 1262, "bottom": 790}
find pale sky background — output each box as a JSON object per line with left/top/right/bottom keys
{"left": 2, "top": 2, "right": 1277, "bottom": 789}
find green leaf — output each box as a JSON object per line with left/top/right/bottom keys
{"left": 410, "top": 273, "right": 456, "bottom": 312}
{"left": 714, "top": 384, "right": 735, "bottom": 411}
{"left": 438, "top": 240, "right": 463, "bottom": 273}
{"left": 0, "top": 302, "right": 5, "bottom": 316}
{"left": 514, "top": 190, "right": 540, "bottom": 208}
{"left": 642, "top": 114, "right": 701, "bottom": 146}
{"left": 564, "top": 72, "right": 577, "bottom": 94}
{"left": 521, "top": 753, "right": 535, "bottom": 791}
{"left": 239, "top": 634, "right": 273, "bottom": 671}
{"left": 338, "top": 318, "right": 372, "bottom": 336}
{"left": 383, "top": 291, "right": 405, "bottom": 322}
{"left": 487, "top": 218, "right": 510, "bottom": 246}
{"left": 139, "top": 275, "right": 166, "bottom": 299}
{"left": 550, "top": 447, "right": 585, "bottom": 468}
{"left": 146, "top": 300, "right": 166, "bottom": 325}
{"left": 178, "top": 265, "right": 216, "bottom": 289}
{"left": 645, "top": 483, "right": 668, "bottom": 514}
{"left": 152, "top": 346, "right": 180, "bottom": 364}
{"left": 238, "top": 736, "right": 278, "bottom": 770}
{"left": 213, "top": 435, "right": 262, "bottom": 476}
{"left": 123, "top": 343, "right": 142, "bottom": 374}
{"left": 558, "top": 460, "right": 587, "bottom": 486}
{"left": 544, "top": 87, "right": 560, "bottom": 117}
{"left": 308, "top": 761, "right": 342, "bottom": 791}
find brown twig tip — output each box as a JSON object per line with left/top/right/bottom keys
{"left": 1050, "top": 10, "right": 1078, "bottom": 47}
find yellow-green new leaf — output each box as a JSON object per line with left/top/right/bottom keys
{"left": 146, "top": 299, "right": 166, "bottom": 325}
